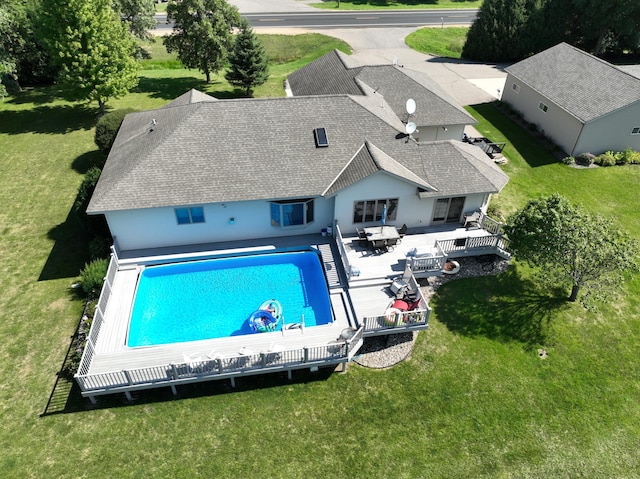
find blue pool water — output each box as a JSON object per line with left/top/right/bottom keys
{"left": 127, "top": 251, "right": 333, "bottom": 347}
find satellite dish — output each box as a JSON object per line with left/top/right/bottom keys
{"left": 406, "top": 98, "right": 416, "bottom": 115}
{"left": 406, "top": 122, "right": 417, "bottom": 134}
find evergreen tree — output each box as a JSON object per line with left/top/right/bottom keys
{"left": 462, "top": 0, "right": 540, "bottom": 62}
{"left": 225, "top": 19, "right": 269, "bottom": 97}
{"left": 164, "top": 0, "right": 241, "bottom": 83}
{"left": 43, "top": 0, "right": 138, "bottom": 114}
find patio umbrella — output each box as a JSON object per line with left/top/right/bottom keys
{"left": 381, "top": 203, "right": 387, "bottom": 225}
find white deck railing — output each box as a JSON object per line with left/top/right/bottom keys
{"left": 75, "top": 253, "right": 119, "bottom": 378}
{"left": 333, "top": 223, "right": 354, "bottom": 280}
{"left": 362, "top": 274, "right": 431, "bottom": 335}
{"left": 437, "top": 234, "right": 510, "bottom": 258}
{"left": 75, "top": 326, "right": 365, "bottom": 403}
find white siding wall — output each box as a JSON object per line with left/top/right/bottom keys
{"left": 575, "top": 102, "right": 640, "bottom": 155}
{"left": 332, "top": 172, "right": 488, "bottom": 234}
{"left": 106, "top": 197, "right": 335, "bottom": 251}
{"left": 502, "top": 74, "right": 583, "bottom": 155}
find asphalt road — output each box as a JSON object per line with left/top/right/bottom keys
{"left": 154, "top": 2, "right": 506, "bottom": 107}
{"left": 154, "top": 9, "right": 477, "bottom": 32}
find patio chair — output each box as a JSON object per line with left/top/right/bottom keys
{"left": 397, "top": 224, "right": 408, "bottom": 243}
{"left": 385, "top": 237, "right": 399, "bottom": 252}
{"left": 371, "top": 239, "right": 387, "bottom": 254}
{"left": 356, "top": 227, "right": 368, "bottom": 245}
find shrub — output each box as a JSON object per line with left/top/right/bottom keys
{"left": 562, "top": 156, "right": 575, "bottom": 165}
{"left": 79, "top": 258, "right": 109, "bottom": 295}
{"left": 94, "top": 108, "right": 136, "bottom": 154}
{"left": 576, "top": 152, "right": 595, "bottom": 166}
{"left": 89, "top": 236, "right": 112, "bottom": 260}
{"left": 625, "top": 149, "right": 640, "bottom": 164}
{"left": 595, "top": 151, "right": 616, "bottom": 166}
{"left": 73, "top": 167, "right": 102, "bottom": 222}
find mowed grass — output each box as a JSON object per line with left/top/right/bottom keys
{"left": 1, "top": 35, "right": 640, "bottom": 477}
{"left": 406, "top": 26, "right": 469, "bottom": 58}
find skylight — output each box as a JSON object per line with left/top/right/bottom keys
{"left": 314, "top": 128, "right": 329, "bottom": 147}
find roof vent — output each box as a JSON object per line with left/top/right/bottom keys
{"left": 314, "top": 127, "right": 329, "bottom": 148}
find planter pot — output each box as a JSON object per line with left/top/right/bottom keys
{"left": 443, "top": 260, "right": 460, "bottom": 275}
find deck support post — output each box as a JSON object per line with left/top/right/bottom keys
{"left": 170, "top": 385, "right": 177, "bottom": 396}
{"left": 124, "top": 391, "right": 132, "bottom": 402}
{"left": 88, "top": 395, "right": 97, "bottom": 405}
{"left": 230, "top": 377, "right": 236, "bottom": 388}
{"left": 287, "top": 370, "right": 292, "bottom": 380}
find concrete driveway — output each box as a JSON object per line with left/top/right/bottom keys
{"left": 229, "top": 0, "right": 507, "bottom": 105}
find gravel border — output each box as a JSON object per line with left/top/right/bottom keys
{"left": 354, "top": 255, "right": 510, "bottom": 369}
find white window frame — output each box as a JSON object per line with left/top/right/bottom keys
{"left": 538, "top": 102, "right": 549, "bottom": 113}
{"left": 511, "top": 82, "right": 520, "bottom": 94}
{"left": 631, "top": 127, "right": 640, "bottom": 135}
{"left": 175, "top": 207, "right": 205, "bottom": 225}
{"left": 353, "top": 198, "right": 398, "bottom": 224}
{"left": 270, "top": 198, "right": 314, "bottom": 228}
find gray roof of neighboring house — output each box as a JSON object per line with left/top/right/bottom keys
{"left": 505, "top": 43, "right": 640, "bottom": 123}
{"left": 288, "top": 49, "right": 476, "bottom": 127}
{"left": 160, "top": 89, "right": 218, "bottom": 108}
{"left": 88, "top": 93, "right": 507, "bottom": 214}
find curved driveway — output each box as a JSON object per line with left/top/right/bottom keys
{"left": 228, "top": 0, "right": 506, "bottom": 105}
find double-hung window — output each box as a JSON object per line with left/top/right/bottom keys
{"left": 538, "top": 102, "right": 549, "bottom": 113}
{"left": 175, "top": 207, "right": 205, "bottom": 225}
{"left": 271, "top": 198, "right": 314, "bottom": 227}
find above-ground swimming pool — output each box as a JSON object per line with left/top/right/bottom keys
{"left": 127, "top": 250, "right": 333, "bottom": 347}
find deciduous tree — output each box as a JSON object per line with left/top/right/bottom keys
{"left": 225, "top": 19, "right": 269, "bottom": 97}
{"left": 164, "top": 0, "right": 241, "bottom": 83}
{"left": 504, "top": 194, "right": 638, "bottom": 306}
{"left": 112, "top": 0, "right": 157, "bottom": 40}
{"left": 44, "top": 0, "right": 138, "bottom": 114}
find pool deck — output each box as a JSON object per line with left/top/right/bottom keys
{"left": 85, "top": 225, "right": 493, "bottom": 382}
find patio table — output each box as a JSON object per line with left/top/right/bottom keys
{"left": 363, "top": 225, "right": 400, "bottom": 242}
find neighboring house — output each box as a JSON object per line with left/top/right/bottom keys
{"left": 287, "top": 49, "right": 476, "bottom": 143}
{"left": 87, "top": 86, "right": 508, "bottom": 252}
{"left": 502, "top": 42, "right": 640, "bottom": 156}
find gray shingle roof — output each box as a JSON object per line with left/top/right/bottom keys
{"left": 88, "top": 93, "right": 508, "bottom": 214}
{"left": 505, "top": 43, "right": 640, "bottom": 123}
{"left": 323, "top": 141, "right": 435, "bottom": 196}
{"left": 288, "top": 50, "right": 476, "bottom": 127}
{"left": 287, "top": 50, "right": 363, "bottom": 96}
{"left": 414, "top": 141, "right": 509, "bottom": 198}
{"left": 160, "top": 89, "right": 218, "bottom": 108}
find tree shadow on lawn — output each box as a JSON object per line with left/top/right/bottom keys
{"left": 468, "top": 102, "right": 558, "bottom": 168}
{"left": 38, "top": 209, "right": 90, "bottom": 282}
{"left": 71, "top": 150, "right": 105, "bottom": 175}
{"left": 135, "top": 75, "right": 245, "bottom": 101}
{"left": 432, "top": 266, "right": 568, "bottom": 347}
{"left": 0, "top": 103, "right": 97, "bottom": 135}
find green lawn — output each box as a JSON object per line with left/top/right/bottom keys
{"left": 0, "top": 35, "right": 639, "bottom": 478}
{"left": 312, "top": 0, "right": 482, "bottom": 10}
{"left": 405, "top": 26, "right": 469, "bottom": 58}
